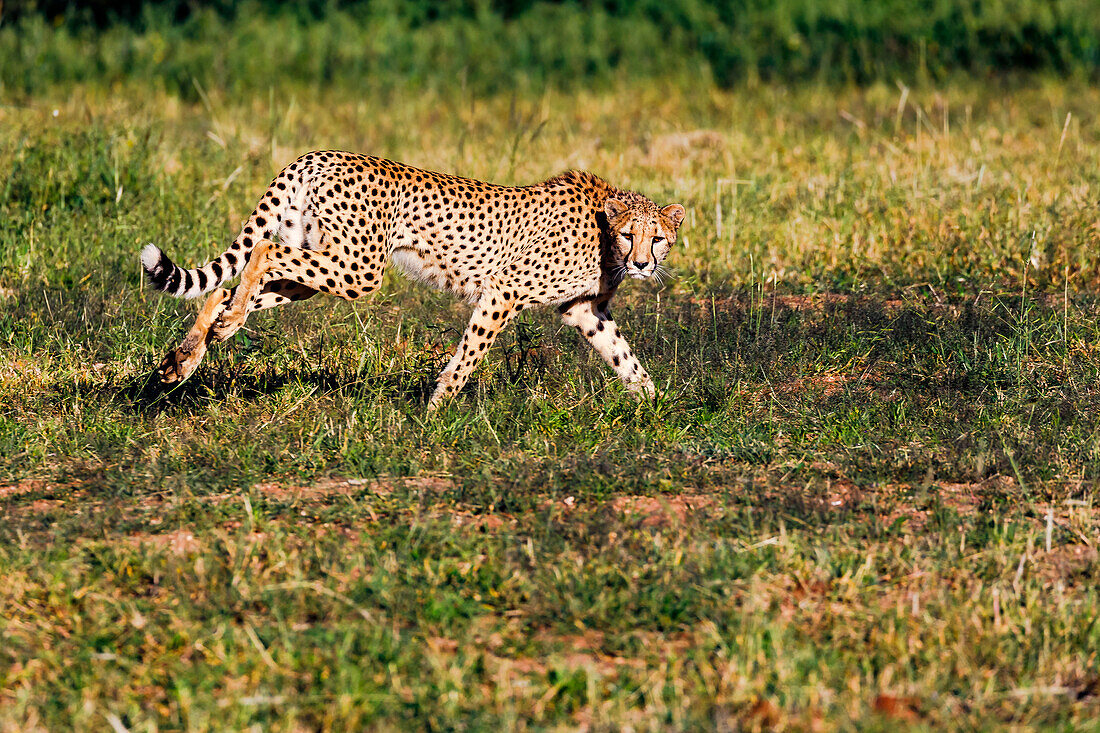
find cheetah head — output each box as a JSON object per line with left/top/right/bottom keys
{"left": 604, "top": 197, "right": 686, "bottom": 281}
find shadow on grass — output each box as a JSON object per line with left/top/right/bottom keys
{"left": 42, "top": 292, "right": 1100, "bottom": 427}
{"left": 56, "top": 361, "right": 438, "bottom": 417}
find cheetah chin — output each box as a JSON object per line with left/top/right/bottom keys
{"left": 141, "top": 151, "right": 686, "bottom": 409}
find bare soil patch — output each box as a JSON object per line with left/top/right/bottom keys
{"left": 610, "top": 494, "right": 717, "bottom": 528}
{"left": 125, "top": 528, "right": 202, "bottom": 555}
{"left": 253, "top": 475, "right": 454, "bottom": 502}
{"left": 4, "top": 495, "right": 68, "bottom": 520}
{"left": 449, "top": 512, "right": 516, "bottom": 530}
{"left": 1033, "top": 545, "right": 1098, "bottom": 586}
{"left": 872, "top": 694, "right": 922, "bottom": 722}
{"left": 808, "top": 476, "right": 1014, "bottom": 528}
{"left": 0, "top": 479, "right": 47, "bottom": 499}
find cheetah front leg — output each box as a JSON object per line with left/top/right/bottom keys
{"left": 558, "top": 296, "right": 655, "bottom": 398}
{"left": 427, "top": 290, "right": 520, "bottom": 411}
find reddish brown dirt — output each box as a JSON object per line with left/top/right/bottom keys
{"left": 1032, "top": 545, "right": 1098, "bottom": 586}
{"left": 0, "top": 479, "right": 46, "bottom": 499}
{"left": 811, "top": 476, "right": 1015, "bottom": 528}
{"left": 125, "top": 529, "right": 202, "bottom": 555}
{"left": 747, "top": 697, "right": 783, "bottom": 726}
{"left": 253, "top": 475, "right": 453, "bottom": 501}
{"left": 449, "top": 513, "right": 515, "bottom": 530}
{"left": 610, "top": 494, "right": 717, "bottom": 528}
{"left": 873, "top": 694, "right": 921, "bottom": 722}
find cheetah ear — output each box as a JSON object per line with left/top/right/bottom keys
{"left": 661, "top": 204, "right": 686, "bottom": 230}
{"left": 604, "top": 198, "right": 628, "bottom": 220}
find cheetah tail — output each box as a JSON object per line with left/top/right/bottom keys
{"left": 139, "top": 213, "right": 277, "bottom": 299}
{"left": 140, "top": 158, "right": 310, "bottom": 298}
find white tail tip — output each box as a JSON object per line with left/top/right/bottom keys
{"left": 140, "top": 244, "right": 162, "bottom": 273}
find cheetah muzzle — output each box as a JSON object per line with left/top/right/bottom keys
{"left": 140, "top": 152, "right": 686, "bottom": 410}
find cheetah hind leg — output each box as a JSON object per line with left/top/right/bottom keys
{"left": 213, "top": 241, "right": 379, "bottom": 345}
{"left": 211, "top": 279, "right": 317, "bottom": 342}
{"left": 158, "top": 288, "right": 231, "bottom": 384}
{"left": 159, "top": 281, "right": 316, "bottom": 384}
{"left": 209, "top": 239, "right": 275, "bottom": 342}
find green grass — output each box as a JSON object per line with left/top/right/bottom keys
{"left": 2, "top": 77, "right": 1100, "bottom": 729}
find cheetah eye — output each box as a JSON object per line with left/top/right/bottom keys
{"left": 652, "top": 236, "right": 664, "bottom": 244}
{"left": 620, "top": 232, "right": 633, "bottom": 241}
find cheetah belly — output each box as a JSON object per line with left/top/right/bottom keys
{"left": 388, "top": 225, "right": 484, "bottom": 301}
{"left": 390, "top": 247, "right": 449, "bottom": 290}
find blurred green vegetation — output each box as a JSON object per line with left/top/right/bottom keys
{"left": 1, "top": 0, "right": 1098, "bottom": 99}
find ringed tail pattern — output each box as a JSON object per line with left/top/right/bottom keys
{"left": 140, "top": 162, "right": 306, "bottom": 299}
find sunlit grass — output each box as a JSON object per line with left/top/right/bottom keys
{"left": 1, "top": 78, "right": 1098, "bottom": 729}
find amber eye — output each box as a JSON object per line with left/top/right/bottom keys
{"left": 621, "top": 232, "right": 633, "bottom": 241}
{"left": 652, "top": 236, "right": 664, "bottom": 244}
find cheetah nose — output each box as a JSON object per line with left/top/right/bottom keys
{"left": 632, "top": 260, "right": 649, "bottom": 270}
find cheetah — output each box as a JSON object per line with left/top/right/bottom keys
{"left": 141, "top": 151, "right": 686, "bottom": 410}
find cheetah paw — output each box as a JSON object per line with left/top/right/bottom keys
{"left": 157, "top": 345, "right": 204, "bottom": 384}
{"left": 157, "top": 349, "right": 188, "bottom": 384}
{"left": 625, "top": 379, "right": 656, "bottom": 399}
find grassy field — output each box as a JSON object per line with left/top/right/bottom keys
{"left": 2, "top": 76, "right": 1100, "bottom": 730}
